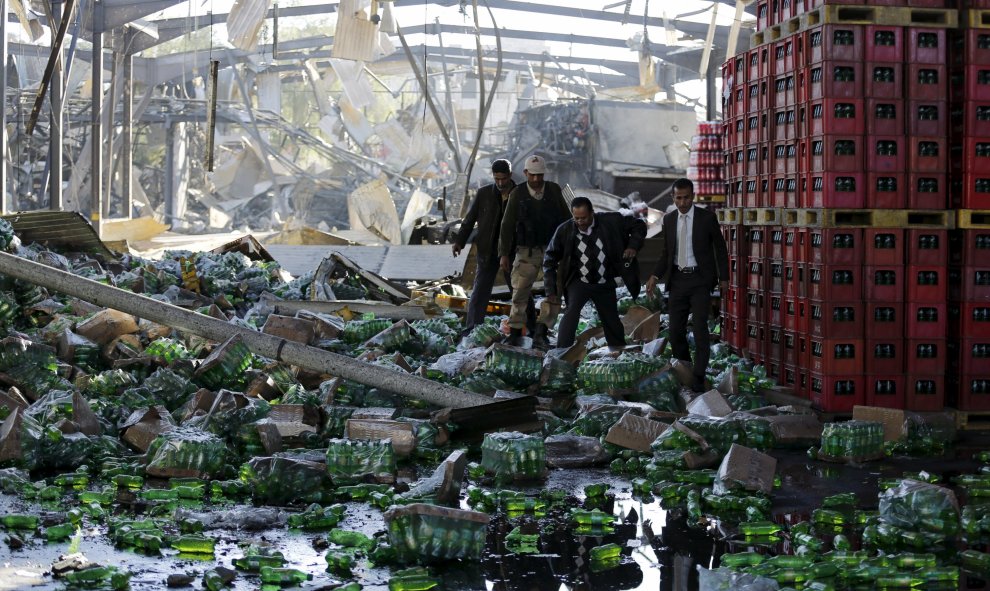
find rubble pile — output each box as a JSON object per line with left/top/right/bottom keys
{"left": 0, "top": 220, "right": 987, "bottom": 590}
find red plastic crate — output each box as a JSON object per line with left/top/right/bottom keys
{"left": 745, "top": 113, "right": 766, "bottom": 145}
{"left": 907, "top": 28, "right": 947, "bottom": 64}
{"left": 865, "top": 173, "right": 906, "bottom": 209}
{"left": 953, "top": 100, "right": 990, "bottom": 136}
{"left": 959, "top": 266, "right": 990, "bottom": 301}
{"left": 807, "top": 263, "right": 862, "bottom": 301}
{"left": 768, "top": 294, "right": 784, "bottom": 326}
{"left": 949, "top": 229, "right": 990, "bottom": 266}
{"left": 810, "top": 373, "right": 864, "bottom": 413}
{"left": 867, "top": 301, "right": 904, "bottom": 334}
{"left": 749, "top": 46, "right": 770, "bottom": 82}
{"left": 757, "top": 0, "right": 772, "bottom": 30}
{"left": 959, "top": 301, "right": 990, "bottom": 338}
{"left": 790, "top": 264, "right": 807, "bottom": 298}
{"left": 907, "top": 64, "right": 949, "bottom": 101}
{"left": 908, "top": 136, "right": 947, "bottom": 174}
{"left": 783, "top": 330, "right": 800, "bottom": 365}
{"left": 773, "top": 38, "right": 798, "bottom": 76}
{"left": 908, "top": 100, "right": 948, "bottom": 137}
{"left": 768, "top": 326, "right": 784, "bottom": 362}
{"left": 728, "top": 149, "right": 744, "bottom": 179}
{"left": 748, "top": 227, "right": 769, "bottom": 258}
{"left": 783, "top": 228, "right": 800, "bottom": 262}
{"left": 725, "top": 117, "right": 741, "bottom": 151}
{"left": 747, "top": 258, "right": 768, "bottom": 292}
{"left": 955, "top": 373, "right": 990, "bottom": 412}
{"left": 806, "top": 25, "right": 863, "bottom": 64}
{"left": 960, "top": 172, "right": 990, "bottom": 209}
{"left": 865, "top": 62, "right": 903, "bottom": 99}
{"left": 803, "top": 61, "right": 862, "bottom": 100}
{"left": 907, "top": 265, "right": 948, "bottom": 303}
{"left": 906, "top": 338, "right": 947, "bottom": 376}
{"left": 769, "top": 228, "right": 785, "bottom": 259}
{"left": 730, "top": 53, "right": 747, "bottom": 85}
{"left": 742, "top": 177, "right": 762, "bottom": 207}
{"left": 804, "top": 228, "right": 863, "bottom": 265}
{"left": 769, "top": 174, "right": 799, "bottom": 208}
{"left": 866, "top": 99, "right": 904, "bottom": 135}
{"left": 747, "top": 79, "right": 770, "bottom": 115}
{"left": 953, "top": 29, "right": 990, "bottom": 67}
{"left": 864, "top": 25, "right": 903, "bottom": 62}
{"left": 808, "top": 300, "right": 863, "bottom": 338}
{"left": 803, "top": 99, "right": 864, "bottom": 136}
{"left": 905, "top": 374, "right": 945, "bottom": 411}
{"left": 725, "top": 225, "right": 743, "bottom": 257}
{"left": 866, "top": 339, "right": 905, "bottom": 375}
{"left": 724, "top": 286, "right": 746, "bottom": 319}
{"left": 805, "top": 135, "right": 863, "bottom": 173}
{"left": 770, "top": 107, "right": 797, "bottom": 141}
{"left": 954, "top": 136, "right": 990, "bottom": 174}
{"left": 906, "top": 302, "right": 948, "bottom": 339}
{"left": 728, "top": 255, "right": 747, "bottom": 288}
{"left": 773, "top": 73, "right": 798, "bottom": 108}
{"left": 866, "top": 135, "right": 906, "bottom": 172}
{"left": 769, "top": 260, "right": 785, "bottom": 293}
{"left": 865, "top": 228, "right": 904, "bottom": 266}
{"left": 801, "top": 172, "right": 865, "bottom": 209}
{"left": 743, "top": 145, "right": 761, "bottom": 177}
{"left": 866, "top": 374, "right": 906, "bottom": 409}
{"left": 771, "top": 141, "right": 798, "bottom": 174}
{"left": 724, "top": 313, "right": 746, "bottom": 349}
{"left": 957, "top": 63, "right": 990, "bottom": 102}
{"left": 957, "top": 338, "right": 990, "bottom": 376}
{"left": 864, "top": 265, "right": 905, "bottom": 302}
{"left": 784, "top": 297, "right": 801, "bottom": 331}
{"left": 810, "top": 337, "right": 864, "bottom": 375}
{"left": 747, "top": 290, "right": 766, "bottom": 326}
{"left": 777, "top": 0, "right": 799, "bottom": 23}
{"left": 746, "top": 322, "right": 767, "bottom": 357}
{"left": 906, "top": 229, "right": 948, "bottom": 265}
{"left": 906, "top": 172, "right": 947, "bottom": 209}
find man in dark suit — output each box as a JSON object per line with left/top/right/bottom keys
{"left": 645, "top": 178, "right": 729, "bottom": 392}
{"left": 452, "top": 159, "right": 516, "bottom": 333}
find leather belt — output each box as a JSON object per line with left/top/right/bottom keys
{"left": 676, "top": 266, "right": 698, "bottom": 274}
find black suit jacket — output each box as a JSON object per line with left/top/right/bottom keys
{"left": 651, "top": 206, "right": 729, "bottom": 291}
{"left": 453, "top": 181, "right": 515, "bottom": 261}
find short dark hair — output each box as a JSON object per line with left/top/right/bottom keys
{"left": 491, "top": 159, "right": 511, "bottom": 174}
{"left": 672, "top": 178, "right": 694, "bottom": 194}
{"left": 570, "top": 196, "right": 593, "bottom": 211}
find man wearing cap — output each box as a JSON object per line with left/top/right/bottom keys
{"left": 451, "top": 159, "right": 516, "bottom": 333}
{"left": 498, "top": 155, "right": 571, "bottom": 348}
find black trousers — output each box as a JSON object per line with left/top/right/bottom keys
{"left": 556, "top": 281, "right": 626, "bottom": 349}
{"left": 667, "top": 270, "right": 713, "bottom": 380}
{"left": 464, "top": 253, "right": 536, "bottom": 332}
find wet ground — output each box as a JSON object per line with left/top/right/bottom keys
{"left": 4, "top": 434, "right": 990, "bottom": 591}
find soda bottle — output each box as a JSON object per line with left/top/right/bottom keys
{"left": 233, "top": 553, "right": 285, "bottom": 571}
{"left": 328, "top": 529, "right": 373, "bottom": 551}
{"left": 259, "top": 566, "right": 313, "bottom": 585}
{"left": 1, "top": 514, "right": 39, "bottom": 530}
{"left": 589, "top": 543, "right": 622, "bottom": 572}
{"left": 388, "top": 567, "right": 439, "bottom": 591}
{"left": 172, "top": 534, "right": 216, "bottom": 554}
{"left": 203, "top": 570, "right": 226, "bottom": 591}
{"left": 45, "top": 523, "right": 76, "bottom": 541}
{"left": 720, "top": 552, "right": 764, "bottom": 567}
{"left": 739, "top": 521, "right": 782, "bottom": 536}
{"left": 114, "top": 474, "right": 143, "bottom": 489}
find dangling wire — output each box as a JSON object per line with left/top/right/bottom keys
{"left": 206, "top": 5, "right": 218, "bottom": 171}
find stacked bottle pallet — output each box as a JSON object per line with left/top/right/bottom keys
{"left": 949, "top": 1, "right": 990, "bottom": 412}
{"left": 720, "top": 1, "right": 960, "bottom": 412}
{"left": 688, "top": 121, "right": 727, "bottom": 202}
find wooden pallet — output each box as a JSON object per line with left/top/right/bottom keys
{"left": 782, "top": 208, "right": 954, "bottom": 229}
{"left": 742, "top": 207, "right": 782, "bottom": 226}
{"left": 962, "top": 8, "right": 990, "bottom": 29}
{"left": 803, "top": 5, "right": 957, "bottom": 28}
{"left": 958, "top": 210, "right": 990, "bottom": 230}
{"left": 717, "top": 207, "right": 743, "bottom": 225}
{"left": 957, "top": 410, "right": 990, "bottom": 431}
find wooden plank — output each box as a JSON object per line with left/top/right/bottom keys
{"left": 274, "top": 300, "right": 428, "bottom": 320}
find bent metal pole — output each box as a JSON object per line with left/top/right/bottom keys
{"left": 0, "top": 251, "right": 493, "bottom": 409}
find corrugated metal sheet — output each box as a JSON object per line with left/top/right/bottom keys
{"left": 226, "top": 0, "right": 273, "bottom": 52}
{"left": 331, "top": 0, "right": 379, "bottom": 62}
{"left": 2, "top": 211, "right": 116, "bottom": 259}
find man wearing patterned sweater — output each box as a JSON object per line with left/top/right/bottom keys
{"left": 543, "top": 196, "right": 647, "bottom": 350}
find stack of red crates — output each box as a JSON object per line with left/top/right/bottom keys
{"left": 721, "top": 1, "right": 959, "bottom": 412}
{"left": 948, "top": 0, "right": 990, "bottom": 411}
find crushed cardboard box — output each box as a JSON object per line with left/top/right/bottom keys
{"left": 605, "top": 412, "right": 670, "bottom": 452}
{"left": 715, "top": 443, "right": 777, "bottom": 495}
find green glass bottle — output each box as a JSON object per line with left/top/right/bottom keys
{"left": 570, "top": 508, "right": 616, "bottom": 527}
{"left": 1, "top": 514, "right": 39, "bottom": 530}
{"left": 812, "top": 508, "right": 846, "bottom": 525}
{"left": 924, "top": 566, "right": 959, "bottom": 583}
{"left": 766, "top": 554, "right": 811, "bottom": 569}
{"left": 203, "top": 569, "right": 226, "bottom": 591}
{"left": 821, "top": 492, "right": 856, "bottom": 507}
{"left": 259, "top": 566, "right": 312, "bottom": 585}
{"left": 875, "top": 574, "right": 925, "bottom": 587}
{"left": 584, "top": 483, "right": 607, "bottom": 498}
{"left": 233, "top": 554, "right": 285, "bottom": 571}
{"left": 832, "top": 533, "right": 851, "bottom": 551}
{"left": 738, "top": 521, "right": 782, "bottom": 536}
{"left": 325, "top": 551, "right": 355, "bottom": 575}
{"left": 720, "top": 552, "right": 765, "bottom": 567}
{"left": 589, "top": 543, "right": 622, "bottom": 572}
{"left": 45, "top": 523, "right": 75, "bottom": 541}
{"left": 172, "top": 534, "right": 216, "bottom": 554}
{"left": 79, "top": 490, "right": 114, "bottom": 505}
{"left": 388, "top": 567, "right": 440, "bottom": 591}
{"left": 962, "top": 549, "right": 990, "bottom": 572}
{"left": 138, "top": 488, "right": 178, "bottom": 501}
{"left": 114, "top": 474, "right": 144, "bottom": 489}
{"left": 504, "top": 526, "right": 539, "bottom": 554}
{"left": 63, "top": 567, "right": 115, "bottom": 585}
{"left": 328, "top": 529, "right": 374, "bottom": 551}
{"left": 791, "top": 531, "right": 823, "bottom": 551}
{"left": 54, "top": 473, "right": 90, "bottom": 489}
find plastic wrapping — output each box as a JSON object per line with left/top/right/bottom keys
{"left": 481, "top": 432, "right": 546, "bottom": 481}
{"left": 677, "top": 416, "right": 745, "bottom": 455}
{"left": 540, "top": 354, "right": 578, "bottom": 395}
{"left": 145, "top": 427, "right": 228, "bottom": 479}
{"left": 697, "top": 566, "right": 779, "bottom": 591}
{"left": 459, "top": 371, "right": 510, "bottom": 395}
{"left": 341, "top": 319, "right": 393, "bottom": 344}
{"left": 879, "top": 479, "right": 960, "bottom": 535}
{"left": 632, "top": 371, "right": 681, "bottom": 411}
{"left": 819, "top": 420, "right": 884, "bottom": 461}
{"left": 325, "top": 438, "right": 396, "bottom": 484}
{"left": 384, "top": 503, "right": 489, "bottom": 564}
{"left": 0, "top": 408, "right": 43, "bottom": 470}
{"left": 240, "top": 456, "right": 335, "bottom": 505}
{"left": 363, "top": 320, "right": 414, "bottom": 352}
{"left": 544, "top": 434, "right": 608, "bottom": 468}
{"left": 564, "top": 405, "right": 628, "bottom": 438}
{"left": 485, "top": 344, "right": 543, "bottom": 388}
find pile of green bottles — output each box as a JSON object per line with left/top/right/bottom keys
{"left": 325, "top": 438, "right": 396, "bottom": 484}
{"left": 878, "top": 478, "right": 960, "bottom": 537}
{"left": 384, "top": 503, "right": 489, "bottom": 563}
{"left": 480, "top": 432, "right": 546, "bottom": 481}
{"left": 818, "top": 420, "right": 884, "bottom": 459}
{"left": 577, "top": 358, "right": 648, "bottom": 391}
{"left": 677, "top": 416, "right": 746, "bottom": 454}
{"left": 287, "top": 503, "right": 346, "bottom": 530}
{"left": 195, "top": 336, "right": 254, "bottom": 390}
{"left": 504, "top": 526, "right": 539, "bottom": 554}
{"left": 144, "top": 427, "right": 228, "bottom": 479}
{"left": 465, "top": 323, "right": 502, "bottom": 347}
{"left": 238, "top": 456, "right": 335, "bottom": 505}
{"left": 342, "top": 318, "right": 394, "bottom": 344}
{"left": 61, "top": 566, "right": 131, "bottom": 590}
{"left": 458, "top": 371, "right": 511, "bottom": 395}
{"left": 362, "top": 319, "right": 413, "bottom": 351}
{"left": 485, "top": 345, "right": 543, "bottom": 386}
{"left": 570, "top": 508, "right": 616, "bottom": 535}
{"left": 233, "top": 545, "right": 286, "bottom": 572}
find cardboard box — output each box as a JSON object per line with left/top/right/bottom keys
{"left": 605, "top": 412, "right": 670, "bottom": 452}
{"left": 715, "top": 443, "right": 777, "bottom": 495}
{"left": 686, "top": 390, "right": 733, "bottom": 417}
{"left": 120, "top": 406, "right": 175, "bottom": 452}
{"left": 75, "top": 309, "right": 139, "bottom": 345}
{"left": 853, "top": 405, "right": 908, "bottom": 442}
{"left": 346, "top": 419, "right": 417, "bottom": 456}
{"left": 262, "top": 314, "right": 316, "bottom": 344}
{"left": 762, "top": 414, "right": 824, "bottom": 447}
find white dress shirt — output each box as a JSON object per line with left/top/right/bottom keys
{"left": 676, "top": 206, "right": 698, "bottom": 268}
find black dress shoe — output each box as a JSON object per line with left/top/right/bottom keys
{"left": 691, "top": 378, "right": 707, "bottom": 393}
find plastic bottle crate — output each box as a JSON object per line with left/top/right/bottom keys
{"left": 747, "top": 258, "right": 768, "bottom": 292}
{"left": 955, "top": 63, "right": 990, "bottom": 102}
{"left": 952, "top": 136, "right": 990, "bottom": 175}
{"left": 724, "top": 314, "right": 747, "bottom": 349}
{"left": 728, "top": 255, "right": 748, "bottom": 287}
{"left": 907, "top": 173, "right": 948, "bottom": 209}
{"left": 908, "top": 28, "right": 948, "bottom": 64}
{"left": 949, "top": 229, "right": 990, "bottom": 266}
{"left": 782, "top": 363, "right": 800, "bottom": 392}
{"left": 801, "top": 172, "right": 865, "bottom": 209}
{"left": 906, "top": 229, "right": 948, "bottom": 265}
{"left": 777, "top": 0, "right": 800, "bottom": 24}
{"left": 757, "top": 0, "right": 773, "bottom": 30}
{"left": 773, "top": 73, "right": 798, "bottom": 108}
{"left": 906, "top": 338, "right": 947, "bottom": 376}
{"left": 956, "top": 373, "right": 990, "bottom": 412}
{"left": 865, "top": 173, "right": 906, "bottom": 209}
{"left": 808, "top": 300, "right": 864, "bottom": 338}
{"left": 724, "top": 286, "right": 747, "bottom": 318}
{"left": 747, "top": 79, "right": 770, "bottom": 115}
{"left": 768, "top": 327, "right": 785, "bottom": 361}
{"left": 806, "top": 25, "right": 863, "bottom": 64}
{"left": 773, "top": 38, "right": 799, "bottom": 76}
{"left": 952, "top": 29, "right": 990, "bottom": 67}
{"left": 865, "top": 62, "right": 903, "bottom": 99}
{"left": 810, "top": 373, "right": 864, "bottom": 413}
{"left": 805, "top": 135, "right": 864, "bottom": 173}
{"left": 803, "top": 99, "right": 865, "bottom": 136}
{"left": 771, "top": 141, "right": 798, "bottom": 174}
{"left": 866, "top": 338, "right": 905, "bottom": 375}
{"left": 786, "top": 263, "right": 806, "bottom": 298}
{"left": 747, "top": 322, "right": 767, "bottom": 357}
{"left": 747, "top": 290, "right": 767, "bottom": 325}
{"left": 810, "top": 338, "right": 865, "bottom": 375}
{"left": 867, "top": 301, "right": 905, "bottom": 336}
{"left": 740, "top": 178, "right": 761, "bottom": 207}
{"left": 784, "top": 296, "right": 801, "bottom": 331}
{"left": 769, "top": 260, "right": 785, "bottom": 293}
{"left": 770, "top": 107, "right": 797, "bottom": 141}
{"left": 769, "top": 174, "right": 799, "bottom": 207}
{"left": 724, "top": 225, "right": 744, "bottom": 257}
{"left": 954, "top": 100, "right": 990, "bottom": 136}
{"left": 783, "top": 330, "right": 800, "bottom": 364}
{"left": 909, "top": 136, "right": 947, "bottom": 173}
{"left": 908, "top": 100, "right": 948, "bottom": 137}
{"left": 958, "top": 301, "right": 990, "bottom": 337}
{"left": 769, "top": 294, "right": 784, "bottom": 325}
{"left": 804, "top": 228, "right": 864, "bottom": 265}
{"left": 956, "top": 265, "right": 990, "bottom": 300}
{"left": 807, "top": 263, "right": 862, "bottom": 301}
{"left": 747, "top": 227, "right": 769, "bottom": 258}
{"left": 864, "top": 265, "right": 905, "bottom": 302}
{"left": 906, "top": 302, "right": 948, "bottom": 339}
{"left": 908, "top": 64, "right": 949, "bottom": 101}
{"left": 866, "top": 374, "right": 906, "bottom": 409}
{"left": 865, "top": 228, "right": 904, "bottom": 265}
{"left": 783, "top": 228, "right": 800, "bottom": 262}
{"left": 905, "top": 374, "right": 945, "bottom": 412}
{"left": 907, "top": 265, "right": 948, "bottom": 302}
{"left": 746, "top": 113, "right": 769, "bottom": 145}
{"left": 960, "top": 173, "right": 990, "bottom": 209}
{"left": 865, "top": 136, "right": 906, "bottom": 173}
{"left": 865, "top": 25, "right": 904, "bottom": 62}
{"left": 957, "top": 338, "right": 990, "bottom": 376}
{"left": 866, "top": 99, "right": 904, "bottom": 135}
{"left": 802, "top": 61, "right": 863, "bottom": 101}
{"left": 769, "top": 227, "right": 785, "bottom": 259}
{"left": 749, "top": 46, "right": 771, "bottom": 82}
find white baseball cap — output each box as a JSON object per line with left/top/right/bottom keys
{"left": 525, "top": 155, "right": 547, "bottom": 174}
